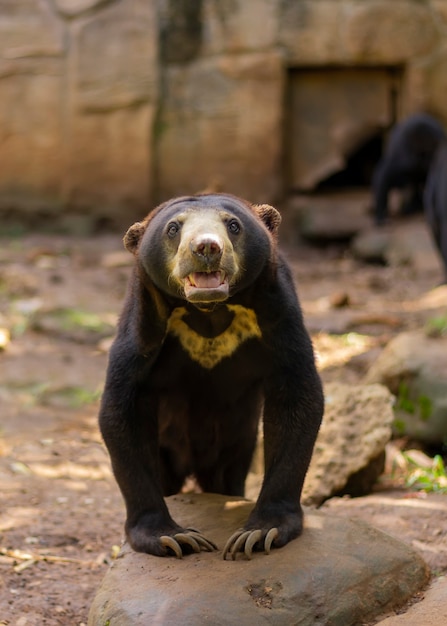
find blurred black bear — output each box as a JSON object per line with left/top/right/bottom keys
{"left": 99, "top": 193, "right": 324, "bottom": 560}
{"left": 424, "top": 141, "right": 447, "bottom": 284}
{"left": 373, "top": 113, "right": 446, "bottom": 225}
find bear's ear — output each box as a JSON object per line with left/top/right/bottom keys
{"left": 123, "top": 221, "right": 146, "bottom": 254}
{"left": 253, "top": 204, "right": 282, "bottom": 237}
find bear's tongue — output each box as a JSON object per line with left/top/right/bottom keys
{"left": 189, "top": 271, "right": 223, "bottom": 288}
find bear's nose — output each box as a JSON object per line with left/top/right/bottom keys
{"left": 190, "top": 235, "right": 223, "bottom": 261}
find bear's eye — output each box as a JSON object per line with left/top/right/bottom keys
{"left": 227, "top": 219, "right": 241, "bottom": 235}
{"left": 166, "top": 222, "right": 180, "bottom": 238}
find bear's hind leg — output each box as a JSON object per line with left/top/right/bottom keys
{"left": 159, "top": 446, "right": 189, "bottom": 496}
{"left": 194, "top": 395, "right": 261, "bottom": 497}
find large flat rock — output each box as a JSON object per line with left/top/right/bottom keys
{"left": 88, "top": 494, "right": 429, "bottom": 625}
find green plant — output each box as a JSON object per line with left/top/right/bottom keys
{"left": 419, "top": 395, "right": 433, "bottom": 421}
{"left": 8, "top": 383, "right": 101, "bottom": 409}
{"left": 52, "top": 308, "right": 111, "bottom": 333}
{"left": 41, "top": 385, "right": 102, "bottom": 409}
{"left": 403, "top": 453, "right": 447, "bottom": 494}
{"left": 395, "top": 382, "right": 432, "bottom": 421}
{"left": 425, "top": 315, "right": 447, "bottom": 338}
{"left": 30, "top": 307, "right": 116, "bottom": 341}
{"left": 392, "top": 417, "right": 407, "bottom": 436}
{"left": 395, "top": 381, "right": 414, "bottom": 413}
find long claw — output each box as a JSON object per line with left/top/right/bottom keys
{"left": 173, "top": 533, "right": 201, "bottom": 553}
{"left": 230, "top": 531, "right": 251, "bottom": 560}
{"left": 160, "top": 530, "right": 217, "bottom": 558}
{"left": 160, "top": 535, "right": 183, "bottom": 558}
{"left": 187, "top": 532, "right": 218, "bottom": 552}
{"left": 222, "top": 529, "right": 244, "bottom": 560}
{"left": 244, "top": 529, "right": 262, "bottom": 559}
{"left": 264, "top": 528, "right": 278, "bottom": 554}
{"left": 223, "top": 527, "right": 280, "bottom": 560}
{"left": 223, "top": 529, "right": 256, "bottom": 560}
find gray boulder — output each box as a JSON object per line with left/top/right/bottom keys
{"left": 351, "top": 228, "right": 391, "bottom": 264}
{"left": 88, "top": 493, "right": 429, "bottom": 626}
{"left": 289, "top": 193, "right": 371, "bottom": 242}
{"left": 365, "top": 330, "right": 447, "bottom": 444}
{"left": 351, "top": 219, "right": 443, "bottom": 277}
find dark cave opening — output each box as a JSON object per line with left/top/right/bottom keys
{"left": 316, "top": 132, "right": 386, "bottom": 191}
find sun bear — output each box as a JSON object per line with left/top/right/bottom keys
{"left": 373, "top": 113, "right": 446, "bottom": 225}
{"left": 99, "top": 193, "right": 324, "bottom": 560}
{"left": 424, "top": 141, "right": 447, "bottom": 284}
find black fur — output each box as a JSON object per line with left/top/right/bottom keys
{"left": 373, "top": 113, "right": 446, "bottom": 225}
{"left": 424, "top": 141, "right": 447, "bottom": 284}
{"left": 99, "top": 193, "right": 324, "bottom": 558}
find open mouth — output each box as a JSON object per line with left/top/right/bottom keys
{"left": 184, "top": 271, "right": 229, "bottom": 302}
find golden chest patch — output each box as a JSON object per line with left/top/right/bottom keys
{"left": 166, "top": 305, "right": 261, "bottom": 369}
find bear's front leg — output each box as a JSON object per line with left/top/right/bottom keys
{"left": 223, "top": 325, "right": 324, "bottom": 560}
{"left": 99, "top": 358, "right": 217, "bottom": 558}
{"left": 102, "top": 418, "right": 218, "bottom": 557}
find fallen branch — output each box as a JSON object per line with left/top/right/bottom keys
{"left": 348, "top": 313, "right": 402, "bottom": 328}
{"left": 0, "top": 546, "right": 104, "bottom": 572}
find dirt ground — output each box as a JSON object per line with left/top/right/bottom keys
{"left": 0, "top": 213, "right": 446, "bottom": 625}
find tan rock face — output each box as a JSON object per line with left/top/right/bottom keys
{"left": 54, "top": 0, "right": 110, "bottom": 17}
{"left": 286, "top": 68, "right": 392, "bottom": 190}
{"left": 279, "top": 1, "right": 345, "bottom": 64}
{"left": 0, "top": 1, "right": 65, "bottom": 213}
{"left": 0, "top": 0, "right": 63, "bottom": 58}
{"left": 203, "top": 0, "right": 278, "bottom": 55}
{"left": 66, "top": 101, "right": 156, "bottom": 226}
{"left": 1, "top": 0, "right": 447, "bottom": 222}
{"left": 0, "top": 71, "right": 65, "bottom": 212}
{"left": 303, "top": 383, "right": 394, "bottom": 504}
{"left": 156, "top": 51, "right": 284, "bottom": 202}
{"left": 406, "top": 46, "right": 447, "bottom": 118}
{"left": 345, "top": 2, "right": 439, "bottom": 63}
{"left": 74, "top": 5, "right": 158, "bottom": 111}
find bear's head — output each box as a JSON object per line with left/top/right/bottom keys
{"left": 124, "top": 193, "right": 281, "bottom": 306}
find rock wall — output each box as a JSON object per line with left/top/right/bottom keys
{"left": 0, "top": 0, "right": 158, "bottom": 228}
{"left": 1, "top": 0, "right": 447, "bottom": 227}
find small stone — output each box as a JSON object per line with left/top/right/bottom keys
{"left": 0, "top": 327, "right": 10, "bottom": 350}
{"left": 298, "top": 199, "right": 370, "bottom": 241}
{"left": 351, "top": 229, "right": 390, "bottom": 264}
{"left": 10, "top": 461, "right": 32, "bottom": 476}
{"left": 329, "top": 291, "right": 350, "bottom": 308}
